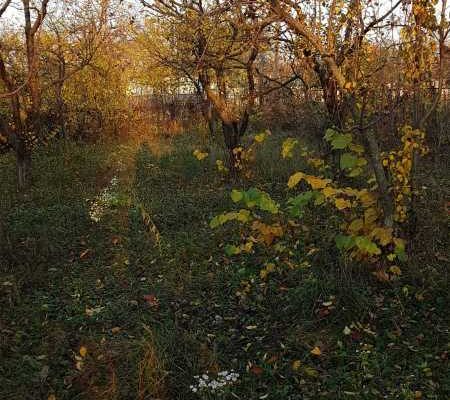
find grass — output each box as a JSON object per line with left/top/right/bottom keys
{"left": 0, "top": 132, "right": 449, "bottom": 400}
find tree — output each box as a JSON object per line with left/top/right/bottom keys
{"left": 41, "top": 0, "right": 111, "bottom": 137}
{"left": 0, "top": 0, "right": 49, "bottom": 189}
{"left": 141, "top": 0, "right": 275, "bottom": 175}
{"left": 265, "top": 0, "right": 447, "bottom": 228}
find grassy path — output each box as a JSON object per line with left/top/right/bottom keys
{"left": 1, "top": 137, "right": 449, "bottom": 400}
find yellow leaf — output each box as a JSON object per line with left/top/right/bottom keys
{"left": 254, "top": 133, "right": 266, "bottom": 143}
{"left": 308, "top": 158, "right": 325, "bottom": 169}
{"left": 265, "top": 263, "right": 276, "bottom": 273}
{"left": 348, "top": 218, "right": 363, "bottom": 233}
{"left": 364, "top": 207, "right": 379, "bottom": 225}
{"left": 349, "top": 143, "right": 364, "bottom": 155}
{"left": 344, "top": 81, "right": 353, "bottom": 90}
{"left": 260, "top": 263, "right": 275, "bottom": 280}
{"left": 306, "top": 176, "right": 331, "bottom": 190}
{"left": 342, "top": 188, "right": 359, "bottom": 197}
{"left": 304, "top": 366, "right": 319, "bottom": 377}
{"left": 243, "top": 241, "right": 253, "bottom": 253}
{"left": 322, "top": 186, "right": 337, "bottom": 198}
{"left": 79, "top": 346, "right": 87, "bottom": 358}
{"left": 193, "top": 149, "right": 208, "bottom": 160}
{"left": 287, "top": 172, "right": 305, "bottom": 188}
{"left": 389, "top": 265, "right": 402, "bottom": 275}
{"left": 358, "top": 190, "right": 376, "bottom": 207}
{"left": 292, "top": 360, "right": 302, "bottom": 370}
{"left": 310, "top": 346, "right": 322, "bottom": 356}
{"left": 48, "top": 395, "right": 56, "bottom": 400}
{"left": 281, "top": 138, "right": 298, "bottom": 158}
{"left": 371, "top": 227, "right": 393, "bottom": 246}
{"left": 335, "top": 198, "right": 351, "bottom": 210}
{"left": 387, "top": 253, "right": 396, "bottom": 261}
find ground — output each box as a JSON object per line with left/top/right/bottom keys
{"left": 0, "top": 134, "right": 448, "bottom": 400}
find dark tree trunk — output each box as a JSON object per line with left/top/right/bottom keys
{"left": 222, "top": 121, "right": 241, "bottom": 178}
{"left": 16, "top": 139, "right": 31, "bottom": 190}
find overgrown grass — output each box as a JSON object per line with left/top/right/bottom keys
{"left": 0, "top": 133, "right": 448, "bottom": 399}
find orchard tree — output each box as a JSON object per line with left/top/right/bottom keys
{"left": 0, "top": 0, "right": 49, "bottom": 189}
{"left": 141, "top": 0, "right": 276, "bottom": 175}
{"left": 265, "top": 0, "right": 448, "bottom": 228}
{"left": 42, "top": 0, "right": 112, "bottom": 137}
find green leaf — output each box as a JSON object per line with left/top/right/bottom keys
{"left": 224, "top": 244, "right": 240, "bottom": 256}
{"left": 331, "top": 133, "right": 352, "bottom": 150}
{"left": 231, "top": 189, "right": 243, "bottom": 203}
{"left": 243, "top": 187, "right": 260, "bottom": 208}
{"left": 335, "top": 234, "right": 355, "bottom": 251}
{"left": 210, "top": 214, "right": 226, "bottom": 228}
{"left": 210, "top": 209, "right": 251, "bottom": 228}
{"left": 324, "top": 128, "right": 337, "bottom": 142}
{"left": 287, "top": 191, "right": 315, "bottom": 217}
{"left": 347, "top": 167, "right": 363, "bottom": 177}
{"left": 355, "top": 236, "right": 381, "bottom": 255}
{"left": 356, "top": 157, "right": 368, "bottom": 167}
{"left": 240, "top": 188, "right": 279, "bottom": 213}
{"left": 257, "top": 192, "right": 279, "bottom": 213}
{"left": 314, "top": 192, "right": 325, "bottom": 205}
{"left": 340, "top": 153, "right": 358, "bottom": 169}
{"left": 394, "top": 242, "right": 407, "bottom": 262}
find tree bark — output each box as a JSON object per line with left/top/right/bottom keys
{"left": 16, "top": 138, "right": 32, "bottom": 190}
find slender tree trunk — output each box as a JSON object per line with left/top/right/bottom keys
{"left": 16, "top": 137, "right": 31, "bottom": 190}
{"left": 361, "top": 128, "right": 394, "bottom": 227}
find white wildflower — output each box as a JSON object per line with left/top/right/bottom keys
{"left": 190, "top": 369, "right": 240, "bottom": 395}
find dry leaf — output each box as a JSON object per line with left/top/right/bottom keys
{"left": 79, "top": 346, "right": 87, "bottom": 358}
{"left": 250, "top": 365, "right": 263, "bottom": 375}
{"left": 292, "top": 360, "right": 302, "bottom": 370}
{"left": 79, "top": 249, "right": 91, "bottom": 259}
{"left": 143, "top": 294, "right": 159, "bottom": 308}
{"left": 310, "top": 346, "right": 321, "bottom": 356}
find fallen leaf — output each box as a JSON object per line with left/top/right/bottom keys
{"left": 389, "top": 265, "right": 402, "bottom": 276}
{"left": 143, "top": 294, "right": 159, "bottom": 308}
{"left": 111, "top": 236, "right": 121, "bottom": 245}
{"left": 85, "top": 306, "right": 104, "bottom": 316}
{"left": 372, "top": 270, "right": 390, "bottom": 282}
{"left": 250, "top": 365, "right": 263, "bottom": 375}
{"left": 111, "top": 327, "right": 121, "bottom": 334}
{"left": 292, "top": 360, "right": 302, "bottom": 370}
{"left": 79, "top": 249, "right": 91, "bottom": 259}
{"left": 310, "top": 346, "right": 321, "bottom": 356}
{"left": 335, "top": 198, "right": 352, "bottom": 210}
{"left": 79, "top": 346, "right": 87, "bottom": 358}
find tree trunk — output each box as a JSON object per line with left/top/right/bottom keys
{"left": 362, "top": 128, "right": 394, "bottom": 227}
{"left": 16, "top": 141, "right": 31, "bottom": 190}
{"left": 222, "top": 122, "right": 241, "bottom": 178}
